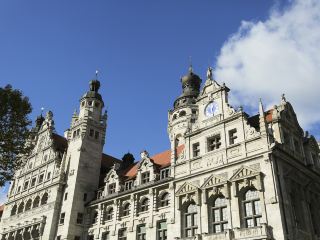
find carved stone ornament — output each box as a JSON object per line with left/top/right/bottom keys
{"left": 140, "top": 150, "right": 149, "bottom": 160}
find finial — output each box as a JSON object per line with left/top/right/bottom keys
{"left": 40, "top": 107, "right": 44, "bottom": 116}
{"left": 206, "top": 66, "right": 213, "bottom": 80}
{"left": 95, "top": 70, "right": 99, "bottom": 79}
{"left": 188, "top": 56, "right": 193, "bottom": 73}
{"left": 281, "top": 93, "right": 286, "bottom": 103}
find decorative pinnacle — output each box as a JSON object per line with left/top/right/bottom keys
{"left": 281, "top": 93, "right": 286, "bottom": 103}
{"left": 95, "top": 70, "right": 99, "bottom": 79}
{"left": 40, "top": 107, "right": 44, "bottom": 116}
{"left": 188, "top": 56, "right": 193, "bottom": 73}
{"left": 206, "top": 66, "right": 213, "bottom": 80}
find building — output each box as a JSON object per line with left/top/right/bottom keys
{"left": 0, "top": 66, "right": 320, "bottom": 240}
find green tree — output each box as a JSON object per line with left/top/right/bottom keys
{"left": 0, "top": 85, "right": 32, "bottom": 186}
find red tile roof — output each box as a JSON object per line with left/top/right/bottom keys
{"left": 123, "top": 145, "right": 184, "bottom": 179}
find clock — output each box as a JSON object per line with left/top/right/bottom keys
{"left": 205, "top": 102, "right": 218, "bottom": 117}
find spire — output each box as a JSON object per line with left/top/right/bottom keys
{"left": 259, "top": 98, "right": 265, "bottom": 117}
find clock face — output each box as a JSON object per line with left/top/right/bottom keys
{"left": 205, "top": 102, "right": 219, "bottom": 117}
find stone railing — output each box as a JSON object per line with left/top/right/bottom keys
{"left": 202, "top": 230, "right": 232, "bottom": 240}
{"left": 233, "top": 224, "right": 271, "bottom": 239}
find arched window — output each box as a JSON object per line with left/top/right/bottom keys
{"left": 17, "top": 202, "right": 24, "bottom": 214}
{"left": 179, "top": 111, "right": 186, "bottom": 117}
{"left": 159, "top": 192, "right": 169, "bottom": 207}
{"left": 140, "top": 198, "right": 149, "bottom": 212}
{"left": 105, "top": 207, "right": 113, "bottom": 221}
{"left": 172, "top": 114, "right": 177, "bottom": 120}
{"left": 11, "top": 204, "right": 17, "bottom": 216}
{"left": 41, "top": 193, "right": 48, "bottom": 205}
{"left": 209, "top": 196, "right": 228, "bottom": 233}
{"left": 183, "top": 202, "right": 198, "bottom": 237}
{"left": 242, "top": 189, "right": 262, "bottom": 228}
{"left": 33, "top": 196, "right": 40, "bottom": 208}
{"left": 122, "top": 203, "right": 130, "bottom": 216}
{"left": 25, "top": 199, "right": 32, "bottom": 211}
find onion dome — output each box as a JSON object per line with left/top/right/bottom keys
{"left": 81, "top": 79, "right": 103, "bottom": 104}
{"left": 174, "top": 66, "right": 202, "bottom": 108}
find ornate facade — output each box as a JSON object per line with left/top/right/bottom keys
{"left": 0, "top": 67, "right": 320, "bottom": 240}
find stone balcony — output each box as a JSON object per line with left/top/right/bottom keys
{"left": 233, "top": 224, "right": 271, "bottom": 239}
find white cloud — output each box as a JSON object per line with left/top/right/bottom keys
{"left": 215, "top": 0, "right": 320, "bottom": 133}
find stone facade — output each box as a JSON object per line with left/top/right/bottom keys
{"left": 0, "top": 67, "right": 320, "bottom": 240}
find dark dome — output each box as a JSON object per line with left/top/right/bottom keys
{"left": 180, "top": 66, "right": 201, "bottom": 97}
{"left": 81, "top": 79, "right": 103, "bottom": 103}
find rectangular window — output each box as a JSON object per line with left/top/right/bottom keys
{"left": 57, "top": 236, "right": 61, "bottom": 240}
{"left": 17, "top": 186, "right": 21, "bottom": 193}
{"left": 89, "top": 129, "right": 94, "bottom": 137}
{"left": 64, "top": 193, "right": 68, "bottom": 201}
{"left": 95, "top": 131, "right": 100, "bottom": 140}
{"left": 157, "top": 221, "right": 167, "bottom": 240}
{"left": 31, "top": 177, "right": 36, "bottom": 187}
{"left": 59, "top": 212, "right": 65, "bottom": 224}
{"left": 136, "top": 225, "right": 146, "bottom": 240}
{"left": 76, "top": 212, "right": 83, "bottom": 224}
{"left": 192, "top": 142, "right": 200, "bottom": 157}
{"left": 101, "top": 232, "right": 109, "bottom": 240}
{"left": 83, "top": 193, "right": 87, "bottom": 201}
{"left": 125, "top": 181, "right": 133, "bottom": 191}
{"left": 141, "top": 172, "right": 150, "bottom": 184}
{"left": 38, "top": 173, "right": 44, "bottom": 183}
{"left": 74, "top": 237, "right": 80, "bottom": 240}
{"left": 47, "top": 172, "right": 51, "bottom": 180}
{"left": 23, "top": 181, "right": 29, "bottom": 190}
{"left": 229, "top": 129, "right": 237, "bottom": 145}
{"left": 207, "top": 135, "right": 221, "bottom": 152}
{"left": 118, "top": 228, "right": 127, "bottom": 240}
{"left": 108, "top": 183, "right": 116, "bottom": 194}
{"left": 160, "top": 168, "right": 170, "bottom": 179}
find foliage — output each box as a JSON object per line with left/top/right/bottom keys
{"left": 0, "top": 85, "right": 32, "bottom": 186}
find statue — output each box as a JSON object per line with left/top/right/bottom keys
{"left": 207, "top": 67, "right": 213, "bottom": 80}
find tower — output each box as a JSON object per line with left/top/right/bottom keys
{"left": 56, "top": 79, "right": 107, "bottom": 239}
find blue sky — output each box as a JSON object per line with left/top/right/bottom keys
{"left": 1, "top": 0, "right": 320, "bottom": 202}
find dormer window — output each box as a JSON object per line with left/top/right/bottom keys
{"left": 160, "top": 168, "right": 170, "bottom": 179}
{"left": 125, "top": 181, "right": 133, "bottom": 191}
{"left": 108, "top": 183, "right": 116, "bottom": 194}
{"left": 141, "top": 172, "right": 150, "bottom": 184}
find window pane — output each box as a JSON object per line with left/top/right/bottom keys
{"left": 222, "top": 207, "right": 228, "bottom": 221}
{"left": 214, "top": 197, "right": 226, "bottom": 207}
{"left": 245, "top": 190, "right": 259, "bottom": 200}
{"left": 256, "top": 217, "right": 262, "bottom": 226}
{"left": 186, "top": 215, "right": 192, "bottom": 227}
{"left": 245, "top": 202, "right": 253, "bottom": 216}
{"left": 213, "top": 209, "right": 220, "bottom": 222}
{"left": 254, "top": 201, "right": 261, "bottom": 215}
{"left": 214, "top": 224, "right": 221, "bottom": 233}
{"left": 246, "top": 218, "right": 254, "bottom": 228}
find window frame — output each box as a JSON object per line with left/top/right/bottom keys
{"left": 136, "top": 224, "right": 146, "bottom": 240}
{"left": 207, "top": 135, "right": 222, "bottom": 152}
{"left": 118, "top": 228, "right": 127, "bottom": 240}
{"left": 157, "top": 220, "right": 167, "bottom": 240}
{"left": 182, "top": 202, "right": 198, "bottom": 238}
{"left": 141, "top": 171, "right": 150, "bottom": 184}
{"left": 242, "top": 189, "right": 262, "bottom": 228}
{"left": 192, "top": 142, "right": 200, "bottom": 157}
{"left": 209, "top": 196, "right": 228, "bottom": 233}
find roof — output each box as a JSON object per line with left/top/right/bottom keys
{"left": 99, "top": 154, "right": 122, "bottom": 187}
{"left": 122, "top": 145, "right": 185, "bottom": 179}
{"left": 52, "top": 133, "right": 68, "bottom": 152}
{"left": 247, "top": 109, "right": 274, "bottom": 130}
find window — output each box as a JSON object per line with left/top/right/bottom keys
{"left": 140, "top": 198, "right": 149, "bottom": 212}
{"left": 179, "top": 111, "right": 186, "bottom": 117}
{"left": 242, "top": 189, "right": 262, "bottom": 228}
{"left": 57, "top": 236, "right": 61, "bottom": 240}
{"left": 83, "top": 193, "right": 87, "bottom": 201}
{"left": 157, "top": 221, "right": 167, "bottom": 240}
{"left": 159, "top": 192, "right": 169, "bottom": 207}
{"left": 88, "top": 101, "right": 92, "bottom": 106}
{"left": 31, "top": 177, "right": 37, "bottom": 187}
{"left": 92, "top": 211, "right": 98, "bottom": 224}
{"left": 95, "top": 131, "right": 100, "bottom": 140}
{"left": 18, "top": 202, "right": 24, "bottom": 214}
{"left": 192, "top": 142, "right": 200, "bottom": 157}
{"left": 125, "top": 181, "right": 133, "bottom": 190}
{"left": 122, "top": 203, "right": 130, "bottom": 216}
{"left": 16, "top": 186, "right": 21, "bottom": 193}
{"left": 101, "top": 232, "right": 109, "bottom": 240}
{"left": 76, "top": 212, "right": 83, "bottom": 224}
{"left": 108, "top": 183, "right": 116, "bottom": 194}
{"left": 38, "top": 174, "right": 44, "bottom": 183}
{"left": 183, "top": 202, "right": 198, "bottom": 237}
{"left": 74, "top": 236, "right": 80, "bottom": 240}
{"left": 11, "top": 205, "right": 17, "bottom": 216}
{"left": 89, "top": 129, "right": 94, "bottom": 137}
{"left": 210, "top": 196, "right": 228, "bottom": 233}
{"left": 23, "top": 180, "right": 29, "bottom": 190}
{"left": 141, "top": 172, "right": 150, "bottom": 184}
{"left": 160, "top": 169, "right": 170, "bottom": 179}
{"left": 47, "top": 172, "right": 51, "bottom": 180}
{"left": 229, "top": 129, "right": 237, "bottom": 145}
{"left": 105, "top": 207, "right": 113, "bottom": 221}
{"left": 64, "top": 193, "right": 68, "bottom": 201}
{"left": 88, "top": 235, "right": 94, "bottom": 240}
{"left": 41, "top": 193, "right": 48, "bottom": 205}
{"left": 76, "top": 129, "right": 80, "bottom": 136}
{"left": 207, "top": 135, "right": 221, "bottom": 152}
{"left": 43, "top": 155, "right": 48, "bottom": 162}
{"left": 25, "top": 199, "right": 32, "bottom": 211}
{"left": 118, "top": 228, "right": 127, "bottom": 240}
{"left": 60, "top": 212, "right": 65, "bottom": 224}
{"left": 33, "top": 196, "right": 40, "bottom": 208}
{"left": 136, "top": 224, "right": 146, "bottom": 240}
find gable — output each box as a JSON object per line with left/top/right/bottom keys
{"left": 230, "top": 166, "right": 259, "bottom": 182}
{"left": 176, "top": 182, "right": 199, "bottom": 196}
{"left": 201, "top": 174, "right": 227, "bottom": 189}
